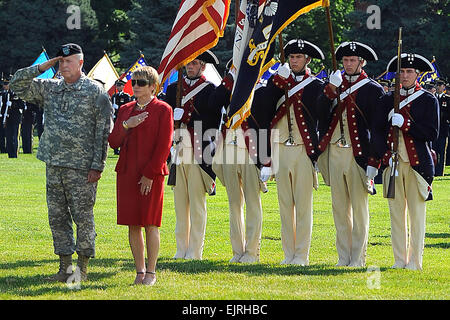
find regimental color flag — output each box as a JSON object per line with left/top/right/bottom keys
{"left": 107, "top": 54, "right": 148, "bottom": 97}
{"left": 87, "top": 52, "right": 119, "bottom": 92}
{"left": 418, "top": 58, "right": 441, "bottom": 85}
{"left": 314, "top": 65, "right": 328, "bottom": 79}
{"left": 227, "top": 0, "right": 329, "bottom": 129}
{"left": 157, "top": 0, "right": 231, "bottom": 87}
{"left": 31, "top": 49, "right": 55, "bottom": 79}
{"left": 376, "top": 70, "right": 395, "bottom": 81}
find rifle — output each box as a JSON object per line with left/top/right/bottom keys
{"left": 386, "top": 27, "right": 403, "bottom": 199}
{"left": 167, "top": 69, "right": 183, "bottom": 186}
{"left": 277, "top": 34, "right": 295, "bottom": 146}
{"left": 325, "top": 6, "right": 348, "bottom": 148}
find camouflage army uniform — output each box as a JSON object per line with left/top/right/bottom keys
{"left": 10, "top": 65, "right": 113, "bottom": 258}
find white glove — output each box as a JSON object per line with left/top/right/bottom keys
{"left": 260, "top": 166, "right": 272, "bottom": 182}
{"left": 6, "top": 101, "right": 12, "bottom": 107}
{"left": 366, "top": 165, "right": 378, "bottom": 180}
{"left": 391, "top": 113, "right": 404, "bottom": 128}
{"left": 277, "top": 62, "right": 290, "bottom": 79}
{"left": 173, "top": 108, "right": 184, "bottom": 121}
{"left": 329, "top": 70, "right": 343, "bottom": 87}
{"left": 112, "top": 103, "right": 119, "bottom": 110}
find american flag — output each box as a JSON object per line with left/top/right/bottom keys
{"left": 157, "top": 0, "right": 231, "bottom": 86}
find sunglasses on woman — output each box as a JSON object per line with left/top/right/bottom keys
{"left": 131, "top": 79, "right": 151, "bottom": 87}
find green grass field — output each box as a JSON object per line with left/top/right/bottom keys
{"left": 0, "top": 138, "right": 449, "bottom": 300}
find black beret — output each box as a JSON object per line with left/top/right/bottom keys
{"left": 57, "top": 43, "right": 83, "bottom": 57}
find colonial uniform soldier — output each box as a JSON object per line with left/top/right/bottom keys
{"left": 251, "top": 39, "right": 325, "bottom": 265}
{"left": 21, "top": 101, "right": 39, "bottom": 154}
{"left": 2, "top": 77, "right": 24, "bottom": 158}
{"left": 373, "top": 54, "right": 439, "bottom": 270}
{"left": 317, "top": 41, "right": 385, "bottom": 267}
{"left": 432, "top": 79, "right": 449, "bottom": 176}
{"left": 111, "top": 79, "right": 132, "bottom": 155}
{"left": 10, "top": 43, "right": 113, "bottom": 282}
{"left": 164, "top": 50, "right": 224, "bottom": 260}
{"left": 213, "top": 66, "right": 270, "bottom": 264}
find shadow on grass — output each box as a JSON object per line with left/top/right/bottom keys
{"left": 0, "top": 257, "right": 388, "bottom": 297}
{"left": 155, "top": 257, "right": 386, "bottom": 277}
{"left": 0, "top": 258, "right": 130, "bottom": 297}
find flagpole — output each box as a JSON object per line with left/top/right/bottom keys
{"left": 168, "top": 68, "right": 183, "bottom": 186}
{"left": 325, "top": 5, "right": 348, "bottom": 147}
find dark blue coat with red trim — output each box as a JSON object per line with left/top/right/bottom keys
{"left": 373, "top": 88, "right": 439, "bottom": 186}
{"left": 164, "top": 76, "right": 231, "bottom": 179}
{"left": 252, "top": 73, "right": 325, "bottom": 163}
{"left": 317, "top": 73, "right": 385, "bottom": 171}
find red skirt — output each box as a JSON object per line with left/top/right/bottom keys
{"left": 116, "top": 173, "right": 165, "bottom": 227}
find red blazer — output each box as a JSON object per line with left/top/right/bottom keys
{"left": 108, "top": 99, "right": 174, "bottom": 179}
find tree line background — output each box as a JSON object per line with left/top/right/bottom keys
{"left": 0, "top": 0, "right": 448, "bottom": 80}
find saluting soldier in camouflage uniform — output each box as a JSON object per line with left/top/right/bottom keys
{"left": 10, "top": 43, "right": 113, "bottom": 282}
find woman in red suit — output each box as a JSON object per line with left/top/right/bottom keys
{"left": 108, "top": 66, "right": 173, "bottom": 285}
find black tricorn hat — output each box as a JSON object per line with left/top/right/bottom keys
{"left": 2, "top": 74, "right": 12, "bottom": 84}
{"left": 284, "top": 39, "right": 325, "bottom": 60}
{"left": 115, "top": 79, "right": 126, "bottom": 86}
{"left": 195, "top": 50, "right": 219, "bottom": 65}
{"left": 57, "top": 43, "right": 83, "bottom": 57}
{"left": 435, "top": 78, "right": 446, "bottom": 86}
{"left": 387, "top": 53, "right": 434, "bottom": 73}
{"left": 335, "top": 41, "right": 378, "bottom": 61}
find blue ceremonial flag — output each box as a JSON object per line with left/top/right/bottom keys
{"left": 376, "top": 70, "right": 395, "bottom": 81}
{"left": 418, "top": 58, "right": 440, "bottom": 85}
{"left": 314, "top": 65, "right": 328, "bottom": 79}
{"left": 227, "top": 0, "right": 328, "bottom": 128}
{"left": 31, "top": 50, "right": 55, "bottom": 79}
{"left": 162, "top": 69, "right": 179, "bottom": 93}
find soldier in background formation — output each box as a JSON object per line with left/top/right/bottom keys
{"left": 432, "top": 79, "right": 449, "bottom": 176}
{"left": 111, "top": 79, "right": 132, "bottom": 155}
{"left": 1, "top": 76, "right": 24, "bottom": 158}
{"left": 0, "top": 78, "right": 7, "bottom": 153}
{"left": 21, "top": 101, "right": 39, "bottom": 154}
{"left": 1, "top": 74, "right": 43, "bottom": 155}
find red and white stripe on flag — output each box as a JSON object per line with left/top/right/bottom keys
{"left": 157, "top": 0, "right": 231, "bottom": 86}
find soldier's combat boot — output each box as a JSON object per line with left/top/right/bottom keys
{"left": 47, "top": 255, "right": 73, "bottom": 282}
{"left": 77, "top": 255, "right": 90, "bottom": 281}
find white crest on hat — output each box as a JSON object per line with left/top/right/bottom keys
{"left": 264, "top": 0, "right": 278, "bottom": 17}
